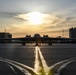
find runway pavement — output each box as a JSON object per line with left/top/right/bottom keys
{"left": 0, "top": 43, "right": 76, "bottom": 75}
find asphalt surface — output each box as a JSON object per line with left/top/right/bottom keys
{"left": 0, "top": 43, "right": 76, "bottom": 75}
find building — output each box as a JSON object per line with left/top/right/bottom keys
{"left": 0, "top": 32, "right": 12, "bottom": 43}
{"left": 69, "top": 27, "right": 76, "bottom": 38}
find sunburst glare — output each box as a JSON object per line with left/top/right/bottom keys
{"left": 27, "top": 12, "right": 44, "bottom": 25}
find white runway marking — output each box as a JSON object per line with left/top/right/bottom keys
{"left": 34, "top": 46, "right": 49, "bottom": 75}
{"left": 0, "top": 46, "right": 76, "bottom": 75}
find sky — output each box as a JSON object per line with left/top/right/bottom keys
{"left": 0, "top": 0, "right": 76, "bottom": 37}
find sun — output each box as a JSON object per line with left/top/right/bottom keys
{"left": 27, "top": 12, "right": 44, "bottom": 25}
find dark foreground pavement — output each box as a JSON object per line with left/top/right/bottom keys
{"left": 0, "top": 43, "right": 76, "bottom": 75}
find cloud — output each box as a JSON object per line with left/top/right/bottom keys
{"left": 6, "top": 23, "right": 43, "bottom": 37}
{"left": 0, "top": 10, "right": 76, "bottom": 37}
{"left": 4, "top": 12, "right": 76, "bottom": 37}
{"left": 1, "top": 7, "right": 76, "bottom": 28}
{"left": 15, "top": 12, "right": 76, "bottom": 29}
{"left": 15, "top": 13, "right": 62, "bottom": 26}
{"left": 0, "top": 12, "right": 29, "bottom": 22}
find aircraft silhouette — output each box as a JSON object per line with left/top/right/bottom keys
{"left": 0, "top": 34, "right": 76, "bottom": 46}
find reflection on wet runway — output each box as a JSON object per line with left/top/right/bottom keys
{"left": 0, "top": 45, "right": 76, "bottom": 75}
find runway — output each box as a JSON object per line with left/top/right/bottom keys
{"left": 0, "top": 43, "right": 76, "bottom": 75}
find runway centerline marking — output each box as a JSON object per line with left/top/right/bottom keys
{"left": 34, "top": 46, "right": 49, "bottom": 75}
{"left": 0, "top": 46, "right": 76, "bottom": 75}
